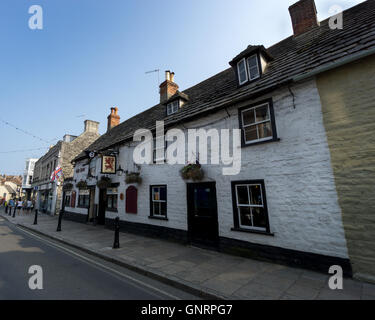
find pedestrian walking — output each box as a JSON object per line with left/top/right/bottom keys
{"left": 27, "top": 199, "right": 32, "bottom": 213}
{"left": 8, "top": 198, "right": 15, "bottom": 216}
{"left": 16, "top": 198, "right": 23, "bottom": 215}
{"left": 4, "top": 200, "right": 8, "bottom": 214}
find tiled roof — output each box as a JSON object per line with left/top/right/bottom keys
{"left": 74, "top": 0, "right": 375, "bottom": 161}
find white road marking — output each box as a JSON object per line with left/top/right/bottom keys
{"left": 17, "top": 226, "right": 182, "bottom": 300}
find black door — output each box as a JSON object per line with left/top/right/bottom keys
{"left": 98, "top": 189, "right": 106, "bottom": 225}
{"left": 187, "top": 182, "right": 219, "bottom": 248}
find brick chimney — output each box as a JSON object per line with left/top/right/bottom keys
{"left": 289, "top": 0, "right": 319, "bottom": 37}
{"left": 107, "top": 107, "right": 120, "bottom": 132}
{"left": 159, "top": 70, "right": 179, "bottom": 104}
{"left": 84, "top": 120, "right": 99, "bottom": 134}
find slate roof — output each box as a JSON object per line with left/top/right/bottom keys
{"left": 75, "top": 0, "right": 375, "bottom": 162}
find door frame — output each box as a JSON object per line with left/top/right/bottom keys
{"left": 186, "top": 181, "right": 219, "bottom": 247}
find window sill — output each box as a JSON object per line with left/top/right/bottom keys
{"left": 77, "top": 206, "right": 89, "bottom": 209}
{"left": 231, "top": 227, "right": 274, "bottom": 236}
{"left": 106, "top": 208, "right": 118, "bottom": 213}
{"left": 242, "top": 137, "right": 280, "bottom": 148}
{"left": 148, "top": 215, "right": 168, "bottom": 221}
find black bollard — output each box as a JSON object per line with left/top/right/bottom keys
{"left": 12, "top": 206, "right": 16, "bottom": 218}
{"left": 113, "top": 217, "right": 120, "bottom": 249}
{"left": 33, "top": 209, "right": 38, "bottom": 225}
{"left": 56, "top": 210, "right": 63, "bottom": 232}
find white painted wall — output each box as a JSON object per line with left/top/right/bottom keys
{"left": 69, "top": 79, "right": 348, "bottom": 259}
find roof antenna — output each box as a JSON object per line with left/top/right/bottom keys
{"left": 145, "top": 69, "right": 160, "bottom": 86}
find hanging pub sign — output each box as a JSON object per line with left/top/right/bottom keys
{"left": 101, "top": 155, "right": 116, "bottom": 174}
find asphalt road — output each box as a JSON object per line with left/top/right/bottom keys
{"left": 0, "top": 217, "right": 199, "bottom": 300}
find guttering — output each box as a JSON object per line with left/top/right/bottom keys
{"left": 293, "top": 47, "right": 375, "bottom": 82}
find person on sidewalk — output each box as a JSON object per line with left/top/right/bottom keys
{"left": 8, "top": 198, "right": 15, "bottom": 216}
{"left": 4, "top": 200, "right": 8, "bottom": 214}
{"left": 16, "top": 198, "right": 23, "bottom": 215}
{"left": 26, "top": 199, "right": 32, "bottom": 213}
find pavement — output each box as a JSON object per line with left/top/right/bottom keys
{"left": 1, "top": 209, "right": 375, "bottom": 300}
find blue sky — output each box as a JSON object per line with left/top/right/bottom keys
{"left": 0, "top": 0, "right": 364, "bottom": 175}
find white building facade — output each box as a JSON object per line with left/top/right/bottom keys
{"left": 65, "top": 78, "right": 350, "bottom": 275}
{"left": 22, "top": 158, "right": 38, "bottom": 200}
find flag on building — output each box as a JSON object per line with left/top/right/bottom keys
{"left": 50, "top": 166, "right": 63, "bottom": 182}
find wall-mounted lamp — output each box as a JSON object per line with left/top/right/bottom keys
{"left": 117, "top": 165, "right": 125, "bottom": 176}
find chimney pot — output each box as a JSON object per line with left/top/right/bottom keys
{"left": 165, "top": 71, "right": 171, "bottom": 81}
{"left": 289, "top": 0, "right": 319, "bottom": 37}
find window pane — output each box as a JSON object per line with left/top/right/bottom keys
{"left": 249, "top": 66, "right": 259, "bottom": 79}
{"left": 160, "top": 202, "right": 167, "bottom": 216}
{"left": 255, "top": 105, "right": 270, "bottom": 122}
{"left": 247, "top": 55, "right": 257, "bottom": 68}
{"left": 236, "top": 186, "right": 249, "bottom": 205}
{"left": 113, "top": 195, "right": 117, "bottom": 209}
{"left": 153, "top": 188, "right": 159, "bottom": 201}
{"left": 258, "top": 122, "right": 272, "bottom": 139}
{"left": 160, "top": 187, "right": 166, "bottom": 201}
{"left": 153, "top": 202, "right": 160, "bottom": 215}
{"left": 237, "top": 60, "right": 247, "bottom": 83}
{"left": 173, "top": 101, "right": 179, "bottom": 112}
{"left": 247, "top": 56, "right": 259, "bottom": 79}
{"left": 244, "top": 125, "right": 258, "bottom": 142}
{"left": 239, "top": 207, "right": 252, "bottom": 227}
{"left": 242, "top": 109, "right": 255, "bottom": 125}
{"left": 249, "top": 185, "right": 263, "bottom": 205}
{"left": 107, "top": 196, "right": 112, "bottom": 208}
{"left": 251, "top": 207, "right": 267, "bottom": 229}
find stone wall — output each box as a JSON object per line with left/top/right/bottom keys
{"left": 316, "top": 55, "right": 375, "bottom": 282}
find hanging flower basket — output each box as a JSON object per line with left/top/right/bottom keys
{"left": 97, "top": 176, "right": 111, "bottom": 189}
{"left": 76, "top": 180, "right": 88, "bottom": 189}
{"left": 63, "top": 183, "right": 73, "bottom": 191}
{"left": 180, "top": 163, "right": 204, "bottom": 181}
{"left": 125, "top": 172, "right": 142, "bottom": 184}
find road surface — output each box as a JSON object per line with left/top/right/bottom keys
{"left": 0, "top": 217, "right": 199, "bottom": 300}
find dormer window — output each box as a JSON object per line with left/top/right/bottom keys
{"left": 230, "top": 45, "right": 273, "bottom": 87}
{"left": 237, "top": 54, "right": 260, "bottom": 85}
{"left": 167, "top": 100, "right": 179, "bottom": 115}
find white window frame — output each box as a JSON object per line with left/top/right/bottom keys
{"left": 151, "top": 186, "right": 167, "bottom": 217}
{"left": 241, "top": 102, "right": 273, "bottom": 144}
{"left": 235, "top": 183, "right": 266, "bottom": 231}
{"left": 246, "top": 54, "right": 260, "bottom": 81}
{"left": 167, "top": 100, "right": 179, "bottom": 115}
{"left": 237, "top": 58, "right": 248, "bottom": 85}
